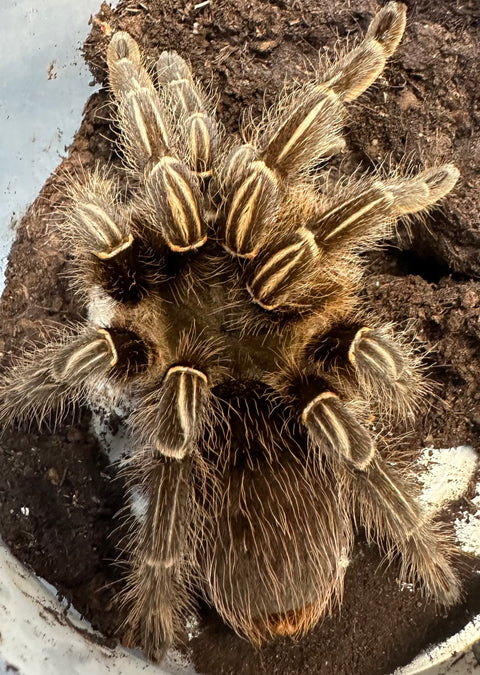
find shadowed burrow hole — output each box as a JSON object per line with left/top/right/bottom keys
{"left": 366, "top": 246, "right": 452, "bottom": 283}
{"left": 392, "top": 250, "right": 451, "bottom": 283}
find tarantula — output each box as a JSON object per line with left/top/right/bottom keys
{"left": 0, "top": 1, "right": 462, "bottom": 663}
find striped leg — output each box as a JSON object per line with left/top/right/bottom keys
{"left": 127, "top": 332, "right": 214, "bottom": 458}
{"left": 106, "top": 32, "right": 208, "bottom": 254}
{"left": 308, "top": 321, "right": 425, "bottom": 416}
{"left": 223, "top": 2, "right": 456, "bottom": 314}
{"left": 309, "top": 168, "right": 459, "bottom": 253}
{"left": 239, "top": 3, "right": 407, "bottom": 182}
{"left": 243, "top": 164, "right": 458, "bottom": 313}
{"left": 280, "top": 365, "right": 460, "bottom": 606}
{"left": 143, "top": 157, "right": 206, "bottom": 253}
{"left": 107, "top": 32, "right": 171, "bottom": 175}
{"left": 319, "top": 2, "right": 407, "bottom": 103}
{"left": 156, "top": 50, "right": 219, "bottom": 179}
{"left": 65, "top": 171, "right": 152, "bottom": 304}
{"left": 129, "top": 363, "right": 210, "bottom": 459}
{"left": 0, "top": 326, "right": 150, "bottom": 427}
{"left": 121, "top": 337, "right": 213, "bottom": 658}
{"left": 217, "top": 145, "right": 280, "bottom": 259}
{"left": 122, "top": 454, "right": 195, "bottom": 662}
{"left": 215, "top": 3, "right": 409, "bottom": 264}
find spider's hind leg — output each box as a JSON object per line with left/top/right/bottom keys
{"left": 0, "top": 325, "right": 149, "bottom": 428}
{"left": 121, "top": 453, "right": 198, "bottom": 662}
{"left": 276, "top": 338, "right": 461, "bottom": 608}
{"left": 308, "top": 320, "right": 426, "bottom": 417}
{"left": 119, "top": 334, "right": 217, "bottom": 659}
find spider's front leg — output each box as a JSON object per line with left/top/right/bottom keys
{"left": 107, "top": 31, "right": 221, "bottom": 255}
{"left": 318, "top": 1, "right": 407, "bottom": 103}
{"left": 241, "top": 165, "right": 458, "bottom": 316}
{"left": 214, "top": 1, "right": 407, "bottom": 262}
{"left": 155, "top": 48, "right": 219, "bottom": 180}
{"left": 216, "top": 1, "right": 457, "bottom": 317}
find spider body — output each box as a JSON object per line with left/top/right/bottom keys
{"left": 0, "top": 2, "right": 462, "bottom": 662}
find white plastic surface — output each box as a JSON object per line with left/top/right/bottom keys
{"left": 0, "top": 538, "right": 194, "bottom": 675}
{"left": 0, "top": 0, "right": 104, "bottom": 290}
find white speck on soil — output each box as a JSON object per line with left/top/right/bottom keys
{"left": 455, "top": 485, "right": 480, "bottom": 557}
{"left": 185, "top": 615, "right": 201, "bottom": 641}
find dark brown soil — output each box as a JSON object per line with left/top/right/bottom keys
{"left": 1, "top": 1, "right": 479, "bottom": 674}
